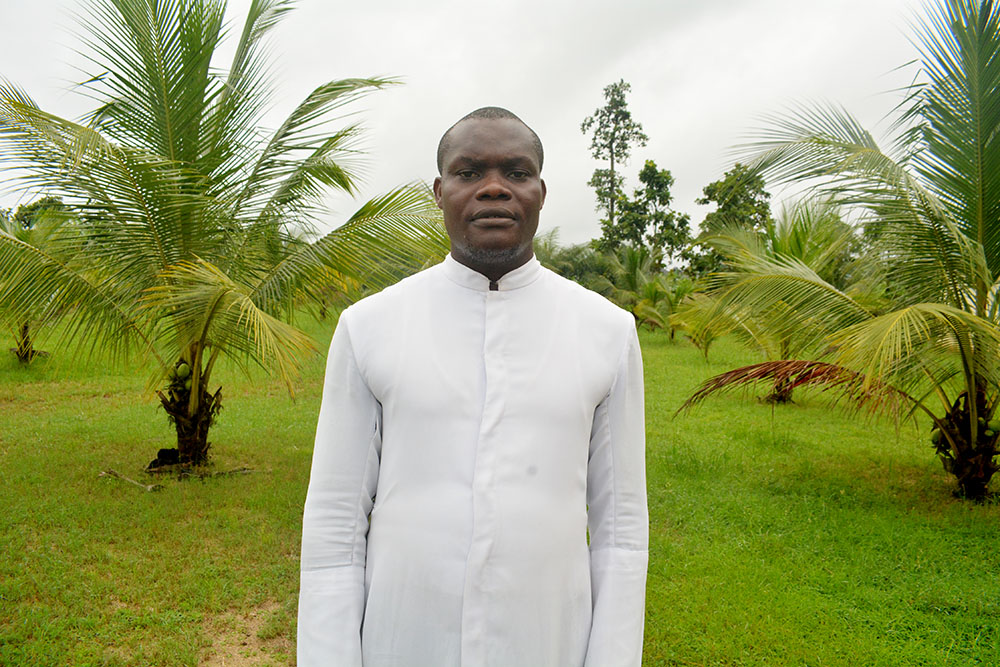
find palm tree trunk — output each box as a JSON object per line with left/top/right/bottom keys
{"left": 933, "top": 387, "right": 998, "bottom": 500}
{"left": 14, "top": 321, "right": 35, "bottom": 363}
{"left": 764, "top": 377, "right": 794, "bottom": 404}
{"left": 765, "top": 342, "right": 795, "bottom": 403}
{"left": 156, "top": 369, "right": 222, "bottom": 465}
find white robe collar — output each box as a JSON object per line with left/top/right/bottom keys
{"left": 442, "top": 253, "right": 543, "bottom": 292}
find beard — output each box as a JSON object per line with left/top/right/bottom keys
{"left": 447, "top": 222, "right": 538, "bottom": 279}
{"left": 459, "top": 242, "right": 531, "bottom": 270}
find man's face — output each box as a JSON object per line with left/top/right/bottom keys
{"left": 433, "top": 118, "right": 546, "bottom": 278}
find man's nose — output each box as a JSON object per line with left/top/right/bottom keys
{"left": 476, "top": 172, "right": 511, "bottom": 199}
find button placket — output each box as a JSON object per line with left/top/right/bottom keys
{"left": 461, "top": 288, "right": 507, "bottom": 664}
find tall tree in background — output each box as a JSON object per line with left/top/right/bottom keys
{"left": 581, "top": 79, "right": 647, "bottom": 232}
{"left": 595, "top": 159, "right": 691, "bottom": 268}
{"left": 0, "top": 0, "right": 447, "bottom": 464}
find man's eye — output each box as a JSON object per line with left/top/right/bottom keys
{"left": 509, "top": 170, "right": 529, "bottom": 179}
{"left": 457, "top": 170, "right": 478, "bottom": 179}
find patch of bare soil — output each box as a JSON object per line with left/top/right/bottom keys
{"left": 200, "top": 600, "right": 293, "bottom": 666}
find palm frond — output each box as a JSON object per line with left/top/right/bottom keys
{"left": 909, "top": 0, "right": 1000, "bottom": 275}
{"left": 141, "top": 258, "right": 316, "bottom": 391}
{"left": 207, "top": 0, "right": 293, "bottom": 157}
{"left": 246, "top": 182, "right": 448, "bottom": 313}
{"left": 229, "top": 77, "right": 396, "bottom": 216}
{"left": 866, "top": 185, "right": 987, "bottom": 310}
{"left": 0, "top": 91, "right": 218, "bottom": 275}
{"left": 695, "top": 222, "right": 766, "bottom": 265}
{"left": 830, "top": 302, "right": 1000, "bottom": 393}
{"left": 737, "top": 101, "right": 916, "bottom": 194}
{"left": 77, "top": 0, "right": 226, "bottom": 163}
{"left": 677, "top": 360, "right": 917, "bottom": 420}
{"left": 708, "top": 254, "right": 872, "bottom": 346}
{"left": 670, "top": 292, "right": 735, "bottom": 357}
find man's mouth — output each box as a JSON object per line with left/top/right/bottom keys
{"left": 472, "top": 209, "right": 516, "bottom": 223}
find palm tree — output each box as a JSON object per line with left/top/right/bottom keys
{"left": 0, "top": 197, "right": 74, "bottom": 363}
{"left": 670, "top": 291, "right": 732, "bottom": 360}
{"left": 589, "top": 245, "right": 660, "bottom": 311}
{"left": 690, "top": 197, "right": 880, "bottom": 401}
{"left": 0, "top": 0, "right": 447, "bottom": 464}
{"left": 633, "top": 273, "right": 695, "bottom": 338}
{"left": 587, "top": 245, "right": 695, "bottom": 337}
{"left": 532, "top": 233, "right": 616, "bottom": 289}
{"left": 532, "top": 228, "right": 575, "bottom": 276}
{"left": 681, "top": 0, "right": 1000, "bottom": 498}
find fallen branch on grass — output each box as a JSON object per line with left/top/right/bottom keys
{"left": 145, "top": 463, "right": 259, "bottom": 479}
{"left": 175, "top": 466, "right": 257, "bottom": 480}
{"left": 99, "top": 469, "right": 163, "bottom": 492}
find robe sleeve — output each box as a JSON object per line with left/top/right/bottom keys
{"left": 584, "top": 323, "right": 648, "bottom": 667}
{"left": 298, "top": 313, "right": 381, "bottom": 667}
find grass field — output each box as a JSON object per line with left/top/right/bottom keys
{"left": 1, "top": 318, "right": 998, "bottom": 665}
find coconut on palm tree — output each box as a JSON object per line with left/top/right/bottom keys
{"left": 0, "top": 0, "right": 447, "bottom": 464}
{"left": 681, "top": 0, "right": 1000, "bottom": 498}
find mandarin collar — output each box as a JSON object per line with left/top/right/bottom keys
{"left": 442, "top": 254, "right": 543, "bottom": 292}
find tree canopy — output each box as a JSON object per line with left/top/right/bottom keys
{"left": 594, "top": 159, "right": 691, "bottom": 268}
{"left": 689, "top": 163, "right": 774, "bottom": 275}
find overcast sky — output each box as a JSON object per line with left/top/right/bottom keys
{"left": 1, "top": 0, "right": 926, "bottom": 244}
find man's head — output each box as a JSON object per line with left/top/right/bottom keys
{"left": 436, "top": 107, "right": 544, "bottom": 174}
{"left": 433, "top": 107, "right": 546, "bottom": 281}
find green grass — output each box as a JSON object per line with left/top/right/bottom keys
{"left": 2, "top": 323, "right": 998, "bottom": 665}
{"left": 642, "top": 333, "right": 1000, "bottom": 666}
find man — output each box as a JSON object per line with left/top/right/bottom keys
{"left": 298, "top": 107, "right": 648, "bottom": 666}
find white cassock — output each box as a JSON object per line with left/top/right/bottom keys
{"left": 298, "top": 255, "right": 648, "bottom": 667}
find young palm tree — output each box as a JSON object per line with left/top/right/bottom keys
{"left": 0, "top": 0, "right": 447, "bottom": 464}
{"left": 588, "top": 245, "right": 660, "bottom": 311}
{"left": 670, "top": 291, "right": 732, "bottom": 360}
{"left": 681, "top": 0, "right": 1000, "bottom": 498}
{"left": 0, "top": 198, "right": 74, "bottom": 363}
{"left": 687, "top": 197, "right": 880, "bottom": 400}
{"left": 632, "top": 274, "right": 695, "bottom": 338}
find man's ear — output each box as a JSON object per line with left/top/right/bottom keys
{"left": 540, "top": 179, "right": 547, "bottom": 209}
{"left": 432, "top": 176, "right": 443, "bottom": 209}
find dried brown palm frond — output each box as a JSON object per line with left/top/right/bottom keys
{"left": 676, "top": 359, "right": 918, "bottom": 421}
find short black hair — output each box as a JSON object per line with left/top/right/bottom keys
{"left": 436, "top": 107, "right": 544, "bottom": 174}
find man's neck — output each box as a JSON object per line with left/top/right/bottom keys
{"left": 451, "top": 250, "right": 534, "bottom": 284}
